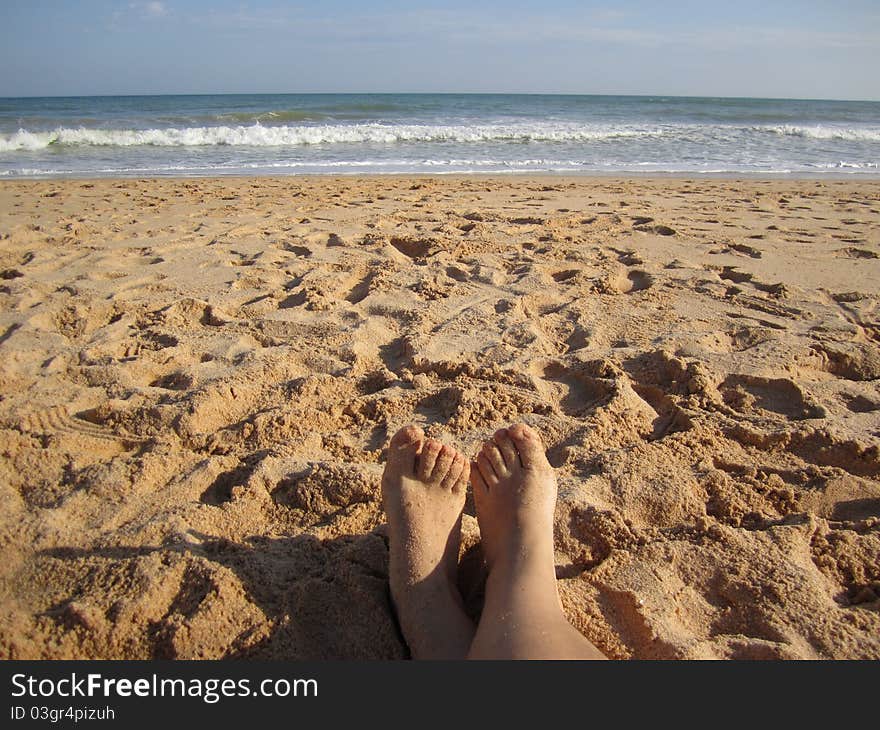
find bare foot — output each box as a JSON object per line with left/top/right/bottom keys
{"left": 469, "top": 423, "right": 606, "bottom": 659}
{"left": 472, "top": 423, "right": 558, "bottom": 573}
{"left": 381, "top": 425, "right": 475, "bottom": 659}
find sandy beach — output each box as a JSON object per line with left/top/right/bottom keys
{"left": 0, "top": 175, "right": 877, "bottom": 659}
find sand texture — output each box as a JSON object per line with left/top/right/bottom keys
{"left": 0, "top": 176, "right": 878, "bottom": 660}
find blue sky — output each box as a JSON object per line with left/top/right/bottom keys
{"left": 1, "top": 1, "right": 878, "bottom": 99}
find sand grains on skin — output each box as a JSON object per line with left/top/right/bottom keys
{"left": 469, "top": 424, "right": 606, "bottom": 660}
{"left": 381, "top": 426, "right": 473, "bottom": 659}
{"left": 472, "top": 424, "right": 558, "bottom": 570}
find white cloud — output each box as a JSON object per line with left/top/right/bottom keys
{"left": 128, "top": 1, "right": 168, "bottom": 19}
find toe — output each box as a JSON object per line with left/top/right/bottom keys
{"left": 492, "top": 428, "right": 520, "bottom": 470}
{"left": 386, "top": 424, "right": 424, "bottom": 477}
{"left": 453, "top": 460, "right": 470, "bottom": 494}
{"left": 470, "top": 460, "right": 488, "bottom": 495}
{"left": 417, "top": 439, "right": 442, "bottom": 481}
{"left": 482, "top": 441, "right": 507, "bottom": 478}
{"left": 391, "top": 424, "right": 424, "bottom": 449}
{"left": 430, "top": 444, "right": 455, "bottom": 483}
{"left": 506, "top": 422, "right": 547, "bottom": 470}
{"left": 476, "top": 453, "right": 499, "bottom": 486}
{"left": 440, "top": 452, "right": 466, "bottom": 491}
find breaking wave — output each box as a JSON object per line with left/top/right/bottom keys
{"left": 0, "top": 122, "right": 662, "bottom": 151}
{"left": 757, "top": 125, "right": 880, "bottom": 141}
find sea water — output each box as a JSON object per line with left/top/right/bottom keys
{"left": 1, "top": 93, "right": 878, "bottom": 178}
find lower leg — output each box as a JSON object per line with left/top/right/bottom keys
{"left": 468, "top": 423, "right": 605, "bottom": 660}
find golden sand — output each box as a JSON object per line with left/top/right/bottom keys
{"left": 0, "top": 176, "right": 877, "bottom": 659}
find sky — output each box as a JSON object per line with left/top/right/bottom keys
{"left": 1, "top": 1, "right": 878, "bottom": 100}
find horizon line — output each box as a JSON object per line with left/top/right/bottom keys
{"left": 1, "top": 91, "right": 879, "bottom": 104}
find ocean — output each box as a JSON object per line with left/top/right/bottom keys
{"left": 0, "top": 93, "right": 878, "bottom": 178}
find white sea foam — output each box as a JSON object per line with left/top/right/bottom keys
{"left": 6, "top": 122, "right": 878, "bottom": 152}
{"left": 0, "top": 168, "right": 64, "bottom": 177}
{"left": 0, "top": 122, "right": 663, "bottom": 151}
{"left": 808, "top": 161, "right": 880, "bottom": 169}
{"left": 3, "top": 155, "right": 879, "bottom": 179}
{"left": 758, "top": 125, "right": 880, "bottom": 142}
{"left": 0, "top": 130, "right": 59, "bottom": 151}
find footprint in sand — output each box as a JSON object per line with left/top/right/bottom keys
{"left": 149, "top": 371, "right": 195, "bottom": 391}
{"left": 729, "top": 242, "right": 763, "bottom": 258}
{"left": 841, "top": 394, "right": 880, "bottom": 414}
{"left": 719, "top": 374, "right": 826, "bottom": 420}
{"left": 634, "top": 221, "right": 676, "bottom": 236}
{"left": 228, "top": 250, "right": 263, "bottom": 267}
{"left": 269, "top": 462, "right": 380, "bottom": 517}
{"left": 153, "top": 298, "right": 229, "bottom": 328}
{"left": 346, "top": 267, "right": 388, "bottom": 304}
{"left": 617, "top": 250, "right": 645, "bottom": 266}
{"left": 280, "top": 242, "right": 312, "bottom": 257}
{"left": 813, "top": 343, "right": 880, "bottom": 381}
{"left": 550, "top": 268, "right": 581, "bottom": 284}
{"left": 388, "top": 235, "right": 442, "bottom": 262}
{"left": 537, "top": 360, "right": 617, "bottom": 417}
{"left": 837, "top": 247, "right": 878, "bottom": 259}
{"left": 599, "top": 269, "right": 654, "bottom": 294}
{"left": 200, "top": 463, "right": 255, "bottom": 505}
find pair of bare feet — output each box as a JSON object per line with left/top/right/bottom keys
{"left": 381, "top": 422, "right": 605, "bottom": 660}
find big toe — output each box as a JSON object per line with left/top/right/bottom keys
{"left": 386, "top": 424, "right": 424, "bottom": 477}
{"left": 391, "top": 424, "right": 424, "bottom": 449}
{"left": 506, "top": 423, "right": 549, "bottom": 470}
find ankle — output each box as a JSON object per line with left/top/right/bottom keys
{"left": 487, "top": 548, "right": 557, "bottom": 589}
{"left": 392, "top": 570, "right": 459, "bottom": 605}
{"left": 485, "top": 527, "right": 555, "bottom": 570}
{"left": 481, "top": 564, "right": 566, "bottom": 625}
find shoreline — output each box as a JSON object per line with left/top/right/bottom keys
{"left": 4, "top": 171, "right": 880, "bottom": 182}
